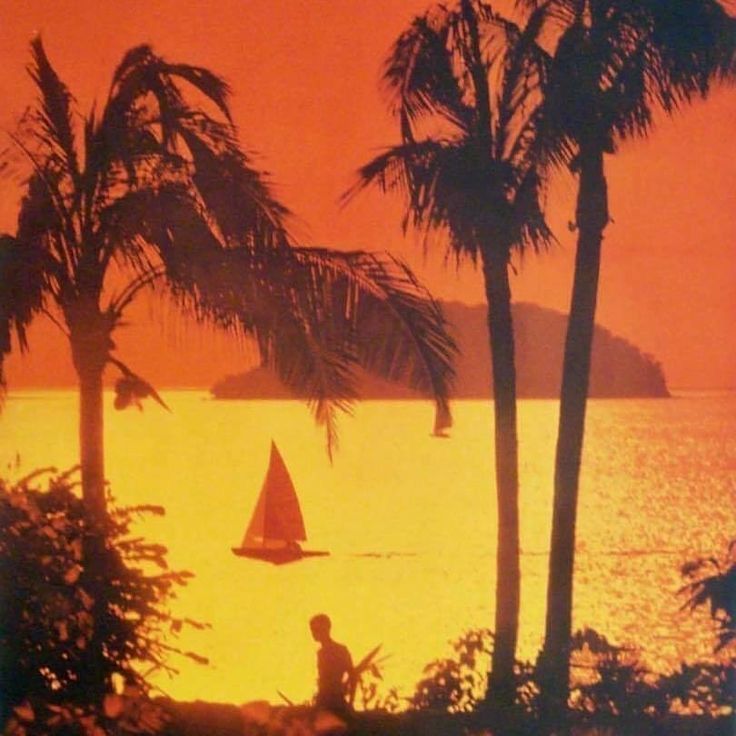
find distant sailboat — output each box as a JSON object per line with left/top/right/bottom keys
{"left": 232, "top": 441, "right": 329, "bottom": 564}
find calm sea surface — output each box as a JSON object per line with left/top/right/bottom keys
{"left": 1, "top": 391, "right": 734, "bottom": 704}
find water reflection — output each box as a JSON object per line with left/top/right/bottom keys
{"left": 0, "top": 392, "right": 732, "bottom": 703}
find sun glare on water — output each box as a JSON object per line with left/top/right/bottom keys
{"left": 1, "top": 391, "right": 733, "bottom": 704}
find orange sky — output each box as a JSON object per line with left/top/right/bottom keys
{"left": 1, "top": 0, "right": 734, "bottom": 389}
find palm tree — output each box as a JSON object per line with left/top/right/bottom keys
{"left": 533, "top": 0, "right": 736, "bottom": 714}
{"left": 0, "top": 37, "right": 456, "bottom": 526}
{"left": 0, "top": 37, "right": 457, "bottom": 700}
{"left": 350, "top": 0, "right": 554, "bottom": 705}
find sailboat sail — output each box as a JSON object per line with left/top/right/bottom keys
{"left": 233, "top": 440, "right": 328, "bottom": 563}
{"left": 241, "top": 441, "right": 307, "bottom": 548}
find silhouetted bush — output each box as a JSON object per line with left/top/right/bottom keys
{"left": 657, "top": 662, "right": 735, "bottom": 717}
{"left": 408, "top": 629, "right": 492, "bottom": 713}
{"left": 0, "top": 469, "right": 206, "bottom": 733}
{"left": 568, "top": 628, "right": 668, "bottom": 718}
{"left": 403, "top": 625, "right": 733, "bottom": 723}
{"left": 352, "top": 652, "right": 401, "bottom": 713}
{"left": 407, "top": 629, "right": 540, "bottom": 715}
{"left": 3, "top": 694, "right": 169, "bottom": 736}
{"left": 568, "top": 627, "right": 734, "bottom": 719}
{"left": 679, "top": 540, "right": 736, "bottom": 652}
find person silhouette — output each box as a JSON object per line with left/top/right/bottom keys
{"left": 309, "top": 614, "right": 354, "bottom": 714}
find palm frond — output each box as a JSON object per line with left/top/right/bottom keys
{"left": 384, "top": 9, "right": 474, "bottom": 132}
{"left": 164, "top": 63, "right": 233, "bottom": 121}
{"left": 540, "top": 0, "right": 736, "bottom": 150}
{"left": 642, "top": 0, "right": 736, "bottom": 93}
{"left": 679, "top": 551, "right": 736, "bottom": 652}
{"left": 0, "top": 234, "right": 48, "bottom": 397}
{"left": 100, "top": 184, "right": 354, "bottom": 455}
{"left": 290, "top": 247, "right": 457, "bottom": 433}
{"left": 107, "top": 267, "right": 166, "bottom": 319}
{"left": 258, "top": 308, "right": 357, "bottom": 461}
{"left": 108, "top": 46, "right": 232, "bottom": 119}
{"left": 103, "top": 46, "right": 234, "bottom": 147}
{"left": 176, "top": 115, "right": 290, "bottom": 246}
{"left": 510, "top": 165, "right": 555, "bottom": 252}
{"left": 493, "top": 5, "right": 551, "bottom": 159}
{"left": 101, "top": 184, "right": 225, "bottom": 281}
{"left": 103, "top": 45, "right": 181, "bottom": 146}
{"left": 348, "top": 138, "right": 453, "bottom": 234}
{"left": 27, "top": 36, "right": 80, "bottom": 182}
{"left": 103, "top": 176, "right": 455, "bottom": 452}
{"left": 90, "top": 45, "right": 289, "bottom": 251}
{"left": 11, "top": 142, "right": 78, "bottom": 271}
{"left": 175, "top": 248, "right": 359, "bottom": 459}
{"left": 353, "top": 0, "right": 554, "bottom": 270}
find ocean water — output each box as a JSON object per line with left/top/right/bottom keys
{"left": 1, "top": 391, "right": 733, "bottom": 704}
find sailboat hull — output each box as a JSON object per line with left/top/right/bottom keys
{"left": 234, "top": 442, "right": 329, "bottom": 564}
{"left": 231, "top": 547, "right": 330, "bottom": 565}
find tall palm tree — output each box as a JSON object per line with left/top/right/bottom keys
{"left": 350, "top": 0, "right": 555, "bottom": 705}
{"left": 0, "top": 37, "right": 456, "bottom": 526}
{"left": 533, "top": 0, "right": 736, "bottom": 714}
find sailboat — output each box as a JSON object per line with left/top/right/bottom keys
{"left": 232, "top": 441, "right": 329, "bottom": 564}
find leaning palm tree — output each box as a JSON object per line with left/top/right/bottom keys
{"left": 532, "top": 0, "right": 736, "bottom": 714}
{"left": 0, "top": 37, "right": 456, "bottom": 527}
{"left": 0, "top": 38, "right": 456, "bottom": 700}
{"left": 349, "top": 0, "right": 556, "bottom": 705}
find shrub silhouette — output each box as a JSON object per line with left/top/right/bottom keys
{"left": 568, "top": 628, "right": 667, "bottom": 718}
{"left": 680, "top": 540, "right": 736, "bottom": 652}
{"left": 403, "top": 626, "right": 733, "bottom": 722}
{"left": 0, "top": 469, "right": 205, "bottom": 731}
{"left": 409, "top": 629, "right": 493, "bottom": 713}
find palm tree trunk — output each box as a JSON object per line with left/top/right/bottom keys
{"left": 461, "top": 0, "right": 521, "bottom": 710}
{"left": 78, "top": 363, "right": 106, "bottom": 522}
{"left": 69, "top": 305, "right": 109, "bottom": 522}
{"left": 541, "top": 142, "right": 608, "bottom": 717}
{"left": 482, "top": 250, "right": 521, "bottom": 710}
{"left": 69, "top": 314, "right": 110, "bottom": 701}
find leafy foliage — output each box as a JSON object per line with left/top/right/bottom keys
{"left": 409, "top": 629, "right": 498, "bottom": 713}
{"left": 403, "top": 627, "right": 733, "bottom": 719}
{"left": 349, "top": 647, "right": 401, "bottom": 713}
{"left": 407, "top": 628, "right": 540, "bottom": 715}
{"left": 657, "top": 661, "right": 735, "bottom": 718}
{"left": 0, "top": 469, "right": 205, "bottom": 729}
{"left": 568, "top": 628, "right": 667, "bottom": 718}
{"left": 3, "top": 694, "right": 168, "bottom": 736}
{"left": 568, "top": 628, "right": 734, "bottom": 719}
{"left": 679, "top": 540, "right": 736, "bottom": 652}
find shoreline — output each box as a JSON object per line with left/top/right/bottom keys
{"left": 159, "top": 699, "right": 735, "bottom": 736}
